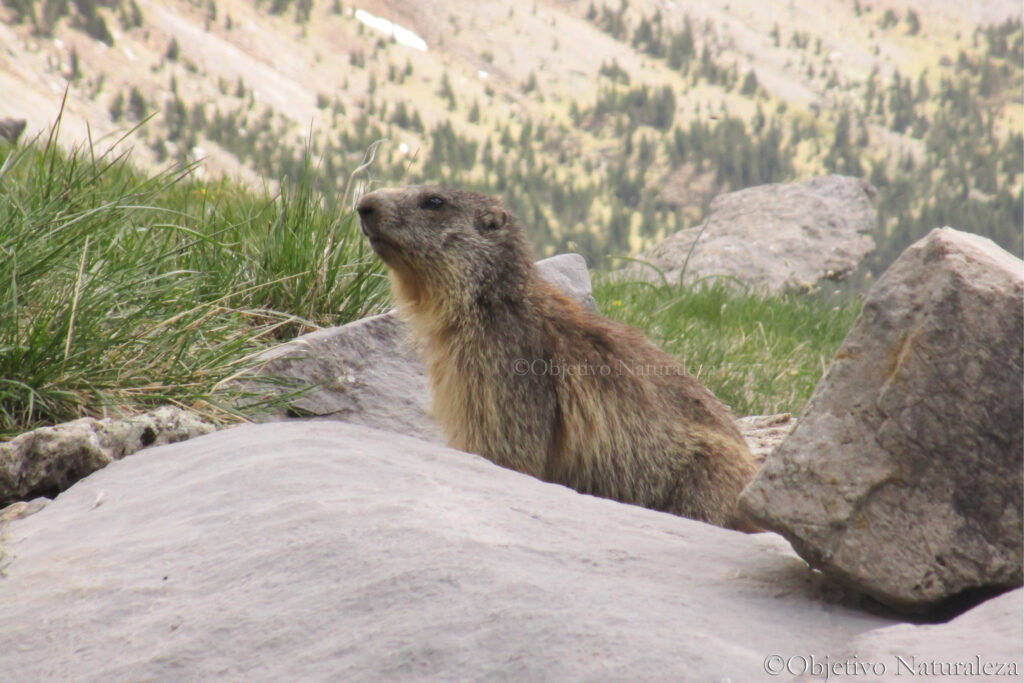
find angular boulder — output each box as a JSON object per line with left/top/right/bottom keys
{"left": 740, "top": 227, "right": 1024, "bottom": 609}
{"left": 624, "top": 175, "right": 876, "bottom": 293}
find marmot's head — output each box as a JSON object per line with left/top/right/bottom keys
{"left": 357, "top": 185, "right": 533, "bottom": 310}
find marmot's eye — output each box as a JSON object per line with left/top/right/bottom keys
{"left": 421, "top": 195, "right": 446, "bottom": 210}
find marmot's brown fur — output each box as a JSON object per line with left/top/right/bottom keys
{"left": 357, "top": 185, "right": 759, "bottom": 530}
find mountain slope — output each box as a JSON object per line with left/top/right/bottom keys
{"left": 1, "top": 0, "right": 1021, "bottom": 269}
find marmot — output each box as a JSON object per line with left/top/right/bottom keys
{"left": 357, "top": 186, "right": 759, "bottom": 530}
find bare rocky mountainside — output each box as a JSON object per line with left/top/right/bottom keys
{"left": 1, "top": 0, "right": 1021, "bottom": 269}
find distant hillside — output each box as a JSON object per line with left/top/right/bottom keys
{"left": 1, "top": 0, "right": 1020, "bottom": 271}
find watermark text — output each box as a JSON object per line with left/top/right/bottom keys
{"left": 510, "top": 358, "right": 685, "bottom": 378}
{"left": 762, "top": 653, "right": 1019, "bottom": 679}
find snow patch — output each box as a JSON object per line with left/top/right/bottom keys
{"left": 354, "top": 9, "right": 427, "bottom": 52}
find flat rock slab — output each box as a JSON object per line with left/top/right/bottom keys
{"left": 846, "top": 588, "right": 1023, "bottom": 680}
{"left": 624, "top": 175, "right": 876, "bottom": 293}
{"left": 1, "top": 422, "right": 1019, "bottom": 681}
{"left": 0, "top": 422, "right": 911, "bottom": 680}
{"left": 740, "top": 227, "right": 1024, "bottom": 610}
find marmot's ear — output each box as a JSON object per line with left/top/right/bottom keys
{"left": 478, "top": 207, "right": 510, "bottom": 232}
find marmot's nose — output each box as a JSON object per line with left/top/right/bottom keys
{"left": 356, "top": 195, "right": 379, "bottom": 235}
{"left": 356, "top": 195, "right": 377, "bottom": 219}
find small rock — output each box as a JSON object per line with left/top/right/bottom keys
{"left": 740, "top": 227, "right": 1024, "bottom": 610}
{"left": 735, "top": 413, "right": 796, "bottom": 464}
{"left": 0, "top": 118, "right": 27, "bottom": 144}
{"left": 0, "top": 406, "right": 216, "bottom": 507}
{"left": 0, "top": 498, "right": 47, "bottom": 524}
{"left": 535, "top": 253, "right": 598, "bottom": 312}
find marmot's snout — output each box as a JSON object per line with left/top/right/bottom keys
{"left": 357, "top": 190, "right": 411, "bottom": 262}
{"left": 356, "top": 194, "right": 381, "bottom": 238}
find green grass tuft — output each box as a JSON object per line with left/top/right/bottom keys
{"left": 0, "top": 126, "right": 390, "bottom": 439}
{"left": 594, "top": 276, "right": 863, "bottom": 417}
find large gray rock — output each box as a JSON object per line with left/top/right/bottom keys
{"left": 624, "top": 175, "right": 876, "bottom": 293}
{"left": 740, "top": 227, "right": 1024, "bottom": 610}
{"left": 2, "top": 420, "right": 1018, "bottom": 681}
{"left": 0, "top": 406, "right": 215, "bottom": 507}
